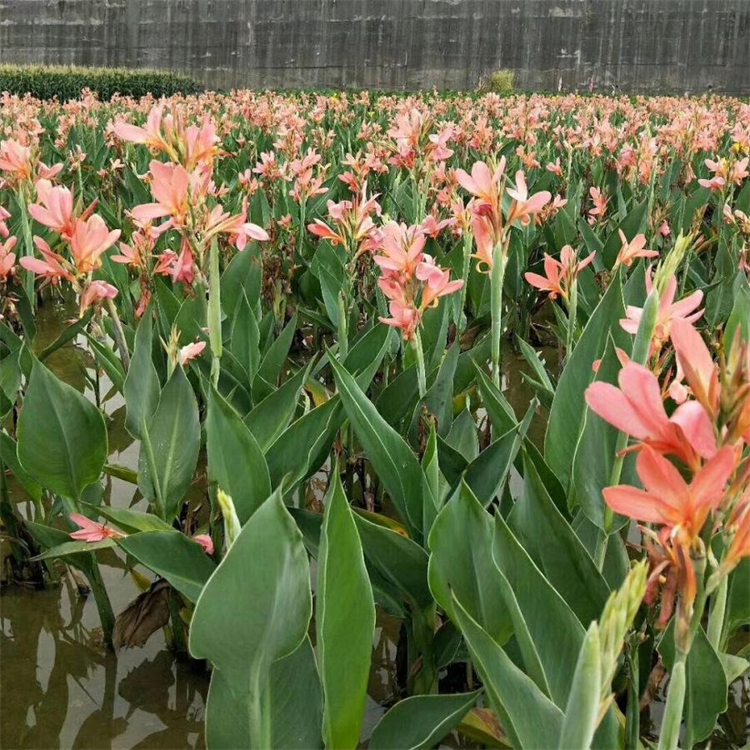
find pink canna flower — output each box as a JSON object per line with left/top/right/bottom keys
{"left": 69, "top": 215, "right": 121, "bottom": 274}
{"left": 29, "top": 179, "right": 76, "bottom": 239}
{"left": 0, "top": 206, "right": 11, "bottom": 238}
{"left": 178, "top": 340, "right": 206, "bottom": 365}
{"left": 192, "top": 533, "right": 215, "bottom": 555}
{"left": 0, "top": 139, "right": 32, "bottom": 181}
{"left": 20, "top": 237, "right": 75, "bottom": 285}
{"left": 588, "top": 187, "right": 608, "bottom": 223}
{"left": 525, "top": 245, "right": 595, "bottom": 301}
{"left": 114, "top": 105, "right": 171, "bottom": 152}
{"left": 170, "top": 240, "right": 196, "bottom": 286}
{"left": 80, "top": 280, "right": 118, "bottom": 315}
{"left": 621, "top": 273, "right": 703, "bottom": 351}
{"left": 420, "top": 214, "right": 455, "bottom": 239}
{"left": 373, "top": 221, "right": 427, "bottom": 280}
{"left": 603, "top": 445, "right": 736, "bottom": 545}
{"left": 132, "top": 161, "right": 190, "bottom": 228}
{"left": 416, "top": 261, "right": 463, "bottom": 308}
{"left": 670, "top": 319, "right": 720, "bottom": 419}
{"left": 454, "top": 159, "right": 505, "bottom": 207}
{"left": 0, "top": 237, "right": 17, "bottom": 281}
{"left": 615, "top": 231, "right": 659, "bottom": 268}
{"left": 506, "top": 171, "right": 551, "bottom": 227}
{"left": 69, "top": 513, "right": 124, "bottom": 542}
{"left": 585, "top": 362, "right": 718, "bottom": 470}
{"left": 379, "top": 298, "right": 421, "bottom": 341}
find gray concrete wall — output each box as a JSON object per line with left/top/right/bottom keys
{"left": 0, "top": 0, "right": 748, "bottom": 94}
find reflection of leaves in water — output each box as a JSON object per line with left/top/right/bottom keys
{"left": 130, "top": 725, "right": 203, "bottom": 750}
{"left": 118, "top": 649, "right": 206, "bottom": 726}
{"left": 114, "top": 580, "right": 170, "bottom": 650}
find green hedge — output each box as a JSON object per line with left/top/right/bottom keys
{"left": 0, "top": 65, "right": 202, "bottom": 101}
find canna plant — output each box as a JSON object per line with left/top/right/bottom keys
{"left": 0, "top": 90, "right": 749, "bottom": 750}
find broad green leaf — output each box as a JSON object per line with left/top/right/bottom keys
{"left": 421, "top": 342, "right": 459, "bottom": 436}
{"left": 330, "top": 355, "right": 426, "bottom": 538}
{"left": 0, "top": 430, "right": 42, "bottom": 501}
{"left": 464, "top": 427, "right": 520, "bottom": 507}
{"left": 229, "top": 292, "right": 261, "bottom": 383}
{"left": 244, "top": 360, "right": 311, "bottom": 451}
{"left": 18, "top": 359, "right": 107, "bottom": 501}
{"left": 207, "top": 386, "right": 271, "bottom": 525}
{"left": 724, "top": 277, "right": 750, "bottom": 352}
{"left": 545, "top": 273, "right": 627, "bottom": 487}
{"left": 510, "top": 456, "right": 610, "bottom": 626}
{"left": 369, "top": 691, "right": 481, "bottom": 750}
{"left": 138, "top": 365, "right": 200, "bottom": 521}
{"left": 428, "top": 482, "right": 513, "bottom": 644}
{"left": 256, "top": 313, "right": 297, "bottom": 387}
{"left": 123, "top": 310, "right": 160, "bottom": 439}
{"left": 266, "top": 398, "right": 343, "bottom": 490}
{"left": 190, "top": 491, "right": 312, "bottom": 747}
{"left": 85, "top": 334, "right": 126, "bottom": 392}
{"left": 317, "top": 473, "right": 375, "bottom": 749}
{"left": 206, "top": 637, "right": 323, "bottom": 750}
{"left": 658, "top": 623, "right": 728, "bottom": 743}
{"left": 726, "top": 559, "right": 750, "bottom": 638}
{"left": 558, "top": 624, "right": 602, "bottom": 750}
{"left": 118, "top": 530, "right": 216, "bottom": 603}
{"left": 32, "top": 538, "right": 117, "bottom": 560}
{"left": 354, "top": 512, "right": 432, "bottom": 609}
{"left": 492, "top": 514, "right": 585, "bottom": 708}
{"left": 221, "top": 246, "right": 262, "bottom": 319}
{"left": 83, "top": 503, "right": 173, "bottom": 534}
{"left": 452, "top": 596, "right": 563, "bottom": 750}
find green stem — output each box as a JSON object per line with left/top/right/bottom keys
{"left": 337, "top": 289, "right": 349, "bottom": 362}
{"left": 105, "top": 297, "right": 130, "bottom": 371}
{"left": 17, "top": 187, "right": 36, "bottom": 306}
{"left": 490, "top": 245, "right": 507, "bottom": 388}
{"left": 565, "top": 279, "right": 578, "bottom": 360}
{"left": 657, "top": 652, "right": 686, "bottom": 750}
{"left": 86, "top": 563, "right": 115, "bottom": 647}
{"left": 207, "top": 238, "right": 222, "bottom": 388}
{"left": 456, "top": 232, "right": 472, "bottom": 332}
{"left": 625, "top": 639, "right": 640, "bottom": 750}
{"left": 413, "top": 328, "right": 427, "bottom": 399}
{"left": 706, "top": 574, "right": 728, "bottom": 651}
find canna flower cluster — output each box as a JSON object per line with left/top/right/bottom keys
{"left": 17, "top": 179, "right": 121, "bottom": 316}
{"left": 586, "top": 319, "right": 750, "bottom": 647}
{"left": 373, "top": 221, "right": 462, "bottom": 341}
{"left": 455, "top": 159, "right": 551, "bottom": 272}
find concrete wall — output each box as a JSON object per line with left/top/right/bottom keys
{"left": 0, "top": 0, "right": 748, "bottom": 94}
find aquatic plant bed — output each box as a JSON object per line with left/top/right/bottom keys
{"left": 1, "top": 90, "right": 749, "bottom": 749}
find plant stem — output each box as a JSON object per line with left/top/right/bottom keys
{"left": 17, "top": 187, "right": 36, "bottom": 306}
{"left": 87, "top": 563, "right": 115, "bottom": 647}
{"left": 413, "top": 328, "right": 427, "bottom": 399}
{"left": 625, "top": 639, "right": 640, "bottom": 750}
{"left": 456, "top": 231, "right": 472, "bottom": 332}
{"left": 207, "top": 238, "right": 222, "bottom": 388}
{"left": 490, "top": 245, "right": 507, "bottom": 388}
{"left": 106, "top": 297, "right": 130, "bottom": 371}
{"left": 565, "top": 279, "right": 578, "bottom": 360}
{"left": 337, "top": 289, "right": 349, "bottom": 361}
{"left": 706, "top": 574, "right": 728, "bottom": 651}
{"left": 657, "top": 652, "right": 686, "bottom": 750}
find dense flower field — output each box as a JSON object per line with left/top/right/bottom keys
{"left": 1, "top": 89, "right": 749, "bottom": 750}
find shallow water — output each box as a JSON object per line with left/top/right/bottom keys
{"left": 1, "top": 298, "right": 748, "bottom": 749}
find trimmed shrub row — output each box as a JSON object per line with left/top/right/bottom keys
{"left": 0, "top": 65, "right": 202, "bottom": 101}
